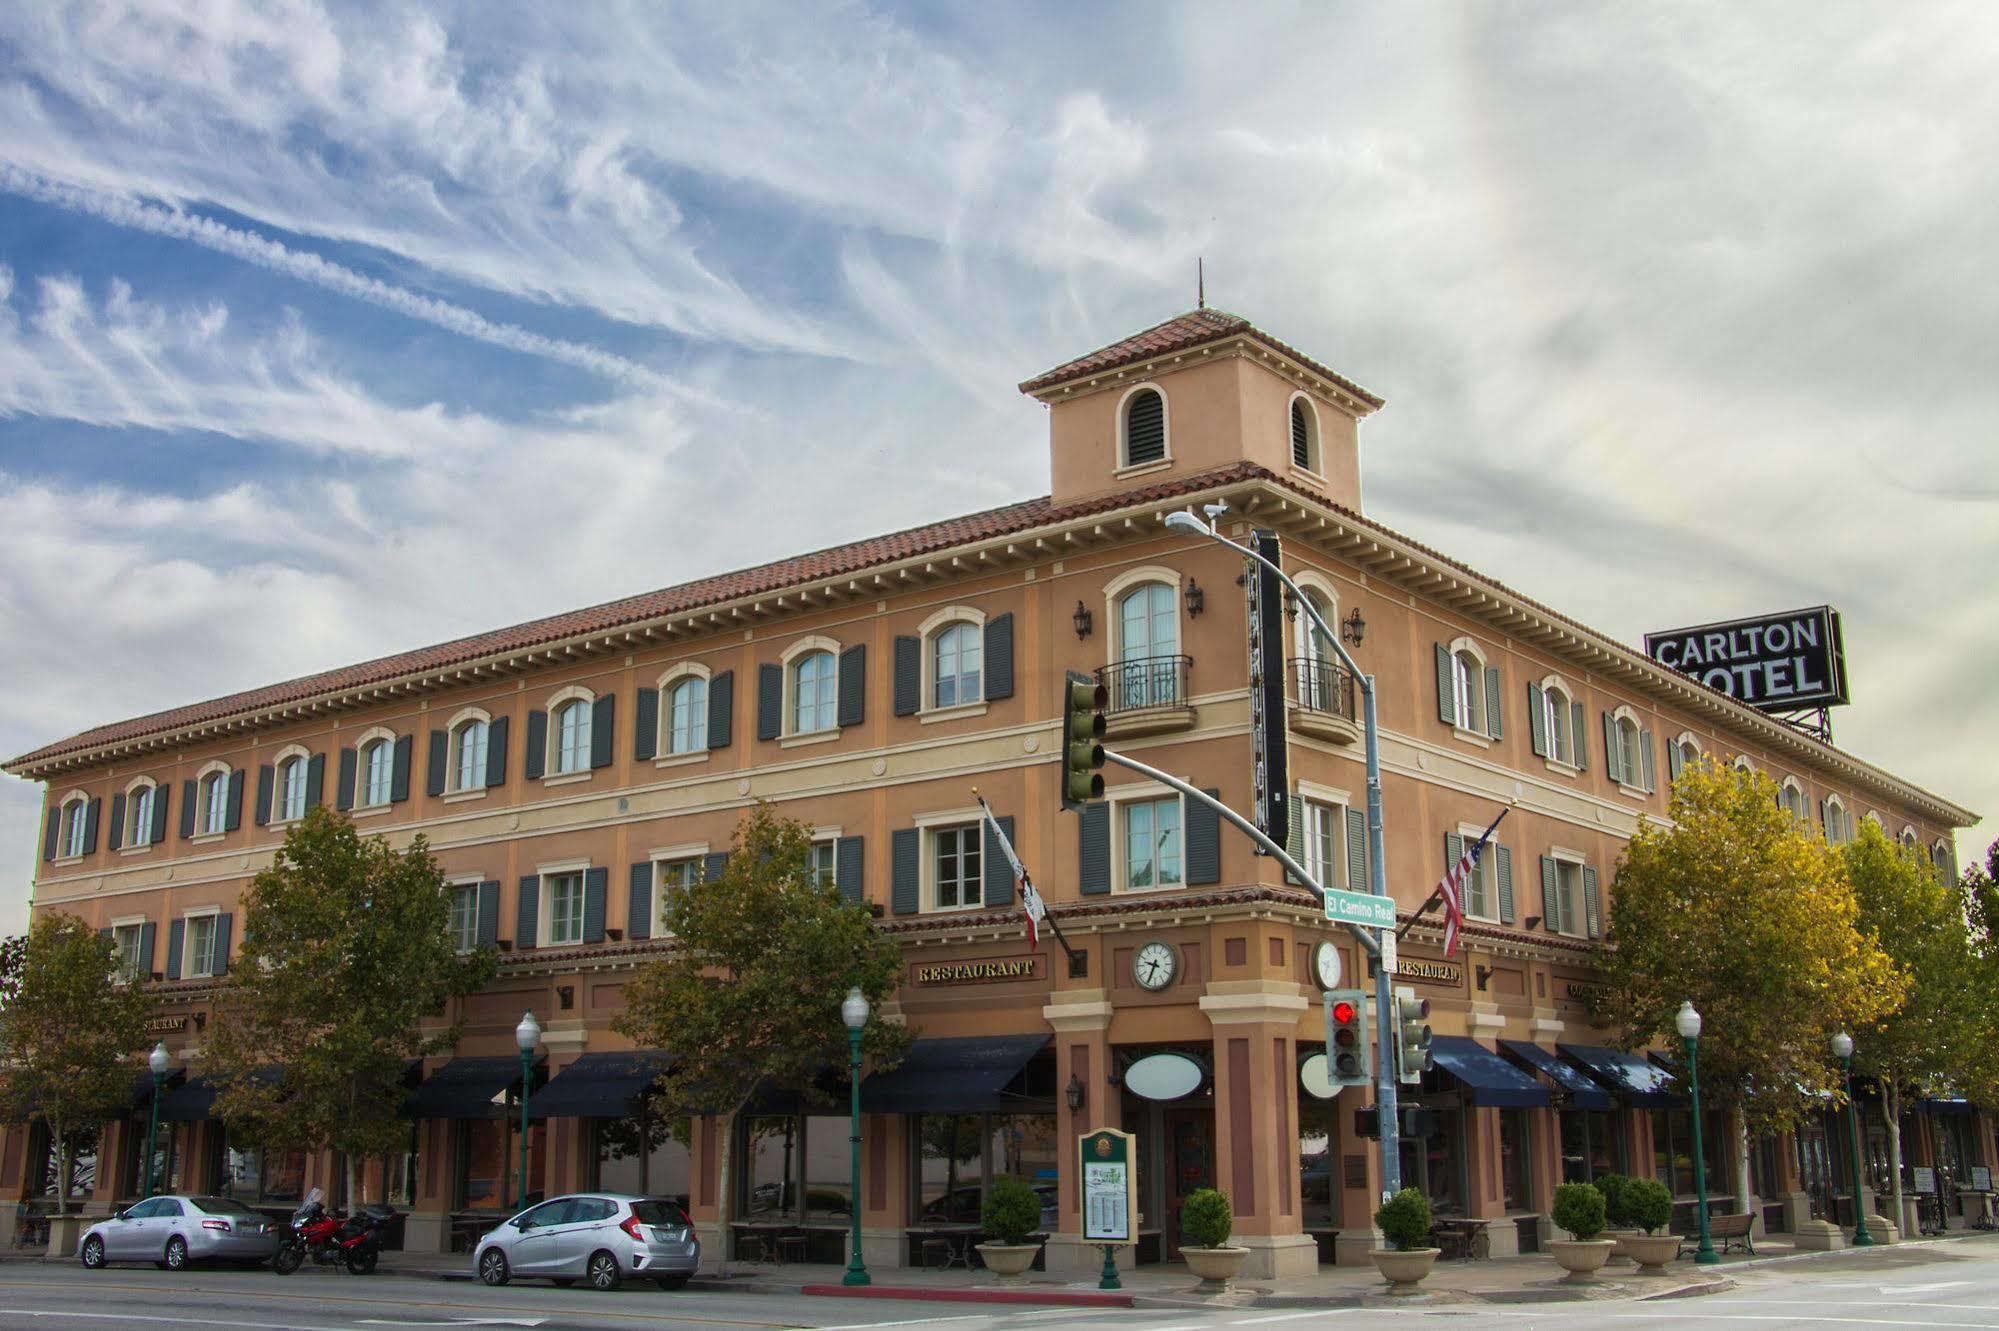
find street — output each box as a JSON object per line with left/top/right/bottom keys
{"left": 6, "top": 1241, "right": 1999, "bottom": 1331}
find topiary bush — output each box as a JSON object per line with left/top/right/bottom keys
{"left": 1625, "top": 1177, "right": 1673, "bottom": 1235}
{"left": 1374, "top": 1186, "right": 1434, "bottom": 1251}
{"left": 1180, "top": 1187, "right": 1234, "bottom": 1248}
{"left": 1553, "top": 1181, "right": 1607, "bottom": 1241}
{"left": 981, "top": 1176, "right": 1042, "bottom": 1247}
{"left": 1593, "top": 1173, "right": 1634, "bottom": 1229}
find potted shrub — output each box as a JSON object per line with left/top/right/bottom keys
{"left": 1369, "top": 1187, "right": 1440, "bottom": 1294}
{"left": 1593, "top": 1173, "right": 1637, "bottom": 1263}
{"left": 1619, "top": 1179, "right": 1681, "bottom": 1275}
{"left": 1178, "top": 1188, "right": 1248, "bottom": 1290}
{"left": 1549, "top": 1181, "right": 1615, "bottom": 1282}
{"left": 975, "top": 1177, "right": 1044, "bottom": 1283}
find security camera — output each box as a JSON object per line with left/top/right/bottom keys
{"left": 1202, "top": 502, "right": 1230, "bottom": 521}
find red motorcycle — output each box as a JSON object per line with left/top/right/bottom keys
{"left": 272, "top": 1189, "right": 396, "bottom": 1275}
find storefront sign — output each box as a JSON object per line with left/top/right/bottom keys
{"left": 144, "top": 1016, "right": 188, "bottom": 1033}
{"left": 1644, "top": 607, "right": 1849, "bottom": 711}
{"left": 1122, "top": 1053, "right": 1204, "bottom": 1101}
{"left": 1972, "top": 1166, "right": 1992, "bottom": 1192}
{"left": 1298, "top": 1052, "right": 1336, "bottom": 1101}
{"left": 1913, "top": 1167, "right": 1936, "bottom": 1195}
{"left": 1080, "top": 1128, "right": 1136, "bottom": 1244}
{"left": 911, "top": 957, "right": 1039, "bottom": 986}
{"left": 1561, "top": 978, "right": 1608, "bottom": 1004}
{"left": 1394, "top": 960, "right": 1462, "bottom": 987}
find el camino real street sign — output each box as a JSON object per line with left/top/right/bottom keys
{"left": 1324, "top": 886, "right": 1397, "bottom": 930}
{"left": 1644, "top": 606, "right": 1849, "bottom": 711}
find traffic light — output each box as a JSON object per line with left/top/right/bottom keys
{"left": 1394, "top": 987, "right": 1432, "bottom": 1085}
{"left": 1325, "top": 988, "right": 1371, "bottom": 1091}
{"left": 1061, "top": 672, "right": 1107, "bottom": 809}
{"left": 1400, "top": 1105, "right": 1435, "bottom": 1139}
{"left": 1352, "top": 1107, "right": 1380, "bottom": 1139}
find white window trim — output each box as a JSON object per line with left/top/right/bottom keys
{"left": 444, "top": 708, "right": 494, "bottom": 796}
{"left": 110, "top": 914, "right": 146, "bottom": 983}
{"left": 1103, "top": 566, "right": 1184, "bottom": 678}
{"left": 1113, "top": 382, "right": 1172, "bottom": 476}
{"left": 182, "top": 907, "right": 221, "bottom": 980}
{"left": 918, "top": 605, "right": 988, "bottom": 721}
{"left": 780, "top": 634, "right": 843, "bottom": 739}
{"left": 1455, "top": 821, "right": 1501, "bottom": 923}
{"left": 1286, "top": 391, "right": 1323, "bottom": 477}
{"left": 1863, "top": 809, "right": 1883, "bottom": 828}
{"left": 1448, "top": 637, "right": 1491, "bottom": 746}
{"left": 353, "top": 726, "right": 398, "bottom": 809}
{"left": 544, "top": 686, "right": 596, "bottom": 777}
{"left": 1671, "top": 731, "right": 1703, "bottom": 781}
{"left": 1778, "top": 777, "right": 1808, "bottom": 822}
{"left": 656, "top": 663, "right": 714, "bottom": 763}
{"left": 55, "top": 789, "right": 89, "bottom": 862}
{"left": 1299, "top": 790, "right": 1351, "bottom": 893}
{"left": 122, "top": 776, "right": 160, "bottom": 849}
{"left": 270, "top": 744, "right": 311, "bottom": 827}
{"left": 1291, "top": 573, "right": 1341, "bottom": 650}
{"left": 650, "top": 848, "right": 709, "bottom": 935}
{"left": 1824, "top": 795, "right": 1851, "bottom": 844}
{"left": 444, "top": 875, "right": 483, "bottom": 955}
{"left": 1733, "top": 754, "right": 1756, "bottom": 774}
{"left": 1608, "top": 704, "right": 1648, "bottom": 797}
{"left": 194, "top": 761, "right": 231, "bottom": 841}
{"left": 1899, "top": 825, "right": 1919, "bottom": 850}
{"left": 1547, "top": 848, "right": 1588, "bottom": 940}
{"left": 1538, "top": 675, "right": 1579, "bottom": 773}
{"left": 1107, "top": 780, "right": 1186, "bottom": 895}
{"left": 536, "top": 860, "right": 591, "bottom": 949}
{"left": 921, "top": 820, "right": 986, "bottom": 915}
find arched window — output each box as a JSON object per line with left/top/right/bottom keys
{"left": 1932, "top": 840, "right": 1955, "bottom": 878}
{"left": 200, "top": 768, "right": 230, "bottom": 835}
{"left": 453, "top": 718, "right": 489, "bottom": 791}
{"left": 1296, "top": 587, "right": 1339, "bottom": 710}
{"left": 1116, "top": 581, "right": 1180, "bottom": 709}
{"left": 1670, "top": 735, "right": 1701, "bottom": 782}
{"left": 359, "top": 738, "right": 394, "bottom": 807}
{"left": 1613, "top": 715, "right": 1644, "bottom": 787}
{"left": 792, "top": 651, "right": 838, "bottom": 734}
{"left": 932, "top": 622, "right": 983, "bottom": 709}
{"left": 1445, "top": 642, "right": 1491, "bottom": 736}
{"left": 1540, "top": 683, "right": 1576, "bottom": 766}
{"left": 1823, "top": 795, "right": 1851, "bottom": 845}
{"left": 1121, "top": 387, "right": 1167, "bottom": 467}
{"left": 277, "top": 755, "right": 308, "bottom": 822}
{"left": 127, "top": 783, "right": 156, "bottom": 847}
{"left": 667, "top": 676, "right": 708, "bottom": 753}
{"left": 1899, "top": 826, "right": 1919, "bottom": 851}
{"left": 1289, "top": 395, "right": 1320, "bottom": 472}
{"left": 1733, "top": 755, "right": 1755, "bottom": 774}
{"left": 61, "top": 796, "right": 89, "bottom": 857}
{"left": 1778, "top": 779, "right": 1807, "bottom": 822}
{"left": 553, "top": 699, "right": 592, "bottom": 774}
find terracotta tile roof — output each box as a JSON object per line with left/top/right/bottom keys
{"left": 1017, "top": 307, "right": 1384, "bottom": 408}
{"left": 5, "top": 462, "right": 1270, "bottom": 771}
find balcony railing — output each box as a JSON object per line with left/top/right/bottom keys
{"left": 1097, "top": 655, "right": 1192, "bottom": 713}
{"left": 1289, "top": 656, "right": 1357, "bottom": 722}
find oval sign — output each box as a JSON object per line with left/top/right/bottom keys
{"left": 1299, "top": 1053, "right": 1336, "bottom": 1100}
{"left": 1123, "top": 1052, "right": 1204, "bottom": 1101}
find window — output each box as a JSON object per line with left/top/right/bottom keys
{"left": 1779, "top": 780, "right": 1808, "bottom": 822}
{"left": 791, "top": 650, "right": 837, "bottom": 734}
{"left": 1670, "top": 736, "right": 1701, "bottom": 783}
{"left": 932, "top": 622, "right": 982, "bottom": 709}
{"left": 553, "top": 700, "right": 592, "bottom": 774}
{"left": 453, "top": 719, "right": 489, "bottom": 792}
{"left": 1123, "top": 797, "right": 1183, "bottom": 891}
{"left": 1114, "top": 582, "right": 1181, "bottom": 709}
{"left": 1120, "top": 386, "right": 1166, "bottom": 467}
{"left": 277, "top": 756, "right": 307, "bottom": 822}
{"left": 1452, "top": 651, "right": 1485, "bottom": 733}
{"left": 448, "top": 884, "right": 480, "bottom": 954}
{"left": 1824, "top": 797, "right": 1852, "bottom": 845}
{"left": 1608, "top": 712, "right": 1652, "bottom": 790}
{"left": 1900, "top": 827, "right": 1920, "bottom": 852}
{"left": 654, "top": 858, "right": 701, "bottom": 934}
{"left": 1551, "top": 860, "right": 1586, "bottom": 937}
{"left": 127, "top": 784, "right": 156, "bottom": 847}
{"left": 1453, "top": 829, "right": 1499, "bottom": 921}
{"left": 915, "top": 1112, "right": 1058, "bottom": 1226}
{"left": 933, "top": 825, "right": 982, "bottom": 910}
{"left": 1289, "top": 395, "right": 1319, "bottom": 472}
{"left": 200, "top": 770, "right": 229, "bottom": 835}
{"left": 546, "top": 872, "right": 585, "bottom": 946}
{"left": 1541, "top": 685, "right": 1576, "bottom": 765}
{"left": 666, "top": 677, "right": 707, "bottom": 753}
{"left": 1302, "top": 799, "right": 1347, "bottom": 891}
{"left": 1933, "top": 840, "right": 1957, "bottom": 879}
{"left": 360, "top": 739, "right": 394, "bottom": 808}
{"left": 61, "top": 798, "right": 87, "bottom": 857}
{"left": 187, "top": 914, "right": 219, "bottom": 979}
{"left": 595, "top": 1116, "right": 692, "bottom": 1203}
{"left": 807, "top": 839, "right": 838, "bottom": 890}
{"left": 113, "top": 923, "right": 145, "bottom": 983}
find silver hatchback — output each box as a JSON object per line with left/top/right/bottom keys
{"left": 79, "top": 1195, "right": 280, "bottom": 1270}
{"left": 474, "top": 1194, "right": 699, "bottom": 1291}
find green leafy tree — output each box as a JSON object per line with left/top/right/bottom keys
{"left": 205, "top": 806, "right": 494, "bottom": 1203}
{"left": 0, "top": 913, "right": 151, "bottom": 1210}
{"left": 1589, "top": 757, "right": 1901, "bottom": 1205}
{"left": 613, "top": 803, "right": 906, "bottom": 1272}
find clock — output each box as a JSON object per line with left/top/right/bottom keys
{"left": 1132, "top": 941, "right": 1179, "bottom": 991}
{"left": 1312, "top": 940, "right": 1342, "bottom": 991}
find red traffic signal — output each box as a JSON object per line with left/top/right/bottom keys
{"left": 1325, "top": 988, "right": 1370, "bottom": 1090}
{"left": 1330, "top": 998, "right": 1358, "bottom": 1025}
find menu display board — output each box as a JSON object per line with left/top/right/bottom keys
{"left": 1080, "top": 1128, "right": 1137, "bottom": 1244}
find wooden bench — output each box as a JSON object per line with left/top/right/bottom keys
{"left": 1679, "top": 1212, "right": 1754, "bottom": 1257}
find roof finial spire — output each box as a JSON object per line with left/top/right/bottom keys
{"left": 1197, "top": 257, "right": 1205, "bottom": 309}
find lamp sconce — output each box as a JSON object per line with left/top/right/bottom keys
{"left": 1475, "top": 964, "right": 1496, "bottom": 992}
{"left": 1072, "top": 601, "right": 1094, "bottom": 640}
{"left": 606, "top": 927, "right": 623, "bottom": 943}
{"left": 1068, "top": 950, "right": 1089, "bottom": 980}
{"left": 1065, "top": 1075, "right": 1086, "bottom": 1112}
{"left": 1183, "top": 579, "right": 1204, "bottom": 618}
{"left": 1523, "top": 916, "right": 1542, "bottom": 933}
{"left": 1283, "top": 588, "right": 1299, "bottom": 623}
{"left": 1341, "top": 606, "right": 1367, "bottom": 646}
{"left": 192, "top": 1012, "right": 207, "bottom": 1032}
{"left": 557, "top": 985, "right": 575, "bottom": 1011}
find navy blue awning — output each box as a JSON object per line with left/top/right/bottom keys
{"left": 1429, "top": 1036, "right": 1550, "bottom": 1108}
{"left": 527, "top": 1051, "right": 673, "bottom": 1120}
{"left": 412, "top": 1056, "right": 545, "bottom": 1120}
{"left": 158, "top": 1066, "right": 281, "bottom": 1122}
{"left": 860, "top": 1036, "right": 1050, "bottom": 1114}
{"left": 1500, "top": 1040, "right": 1615, "bottom": 1111}
{"left": 1560, "top": 1044, "right": 1682, "bottom": 1109}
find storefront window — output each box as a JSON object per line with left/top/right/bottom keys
{"left": 1651, "top": 1109, "right": 1727, "bottom": 1198}
{"left": 457, "top": 1119, "right": 539, "bottom": 1211}
{"left": 1301, "top": 1104, "right": 1335, "bottom": 1229}
{"left": 1396, "top": 1105, "right": 1464, "bottom": 1215}
{"left": 221, "top": 1141, "right": 309, "bottom": 1204}
{"left": 912, "top": 1112, "right": 1058, "bottom": 1227}
{"left": 1499, "top": 1109, "right": 1531, "bottom": 1210}
{"left": 802, "top": 1116, "right": 851, "bottom": 1218}
{"left": 1938, "top": 1115, "right": 1978, "bottom": 1185}
{"left": 37, "top": 1127, "right": 97, "bottom": 1201}
{"left": 596, "top": 1116, "right": 692, "bottom": 1208}
{"left": 742, "top": 1116, "right": 800, "bottom": 1219}
{"left": 1559, "top": 1109, "right": 1624, "bottom": 1184}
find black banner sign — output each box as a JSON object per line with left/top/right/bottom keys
{"left": 1644, "top": 606, "right": 1848, "bottom": 710}
{"left": 1248, "top": 529, "right": 1289, "bottom": 850}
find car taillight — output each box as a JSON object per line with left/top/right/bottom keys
{"left": 202, "top": 1220, "right": 229, "bottom": 1232}
{"left": 620, "top": 1213, "right": 646, "bottom": 1242}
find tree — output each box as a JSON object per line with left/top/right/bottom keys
{"left": 1844, "top": 819, "right": 1987, "bottom": 1233}
{"left": 613, "top": 803, "right": 906, "bottom": 1272}
{"left": 0, "top": 913, "right": 151, "bottom": 1210}
{"left": 205, "top": 805, "right": 494, "bottom": 1203}
{"left": 1589, "top": 757, "right": 1901, "bottom": 1207}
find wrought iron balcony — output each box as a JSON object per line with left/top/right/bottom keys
{"left": 1096, "top": 655, "right": 1192, "bottom": 714}
{"left": 1289, "top": 656, "right": 1357, "bottom": 723}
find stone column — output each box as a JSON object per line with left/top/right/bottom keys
{"left": 402, "top": 1118, "right": 451, "bottom": 1255}
{"left": 1201, "top": 981, "right": 1317, "bottom": 1279}
{"left": 859, "top": 1112, "right": 907, "bottom": 1271}
{"left": 1040, "top": 989, "right": 1117, "bottom": 1278}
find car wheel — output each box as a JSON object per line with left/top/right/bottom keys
{"left": 477, "top": 1249, "right": 510, "bottom": 1287}
{"left": 80, "top": 1235, "right": 106, "bottom": 1270}
{"left": 586, "top": 1250, "right": 622, "bottom": 1292}
{"left": 164, "top": 1236, "right": 188, "bottom": 1271}
{"left": 655, "top": 1275, "right": 689, "bottom": 1290}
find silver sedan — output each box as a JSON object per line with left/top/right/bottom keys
{"left": 474, "top": 1193, "right": 700, "bottom": 1291}
{"left": 79, "top": 1195, "right": 280, "bottom": 1270}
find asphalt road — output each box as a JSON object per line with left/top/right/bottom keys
{"left": 6, "top": 1241, "right": 1999, "bottom": 1331}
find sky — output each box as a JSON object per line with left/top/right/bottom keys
{"left": 0, "top": 2, "right": 1992, "bottom": 929}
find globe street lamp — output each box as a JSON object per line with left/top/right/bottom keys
{"left": 515, "top": 1011, "right": 540, "bottom": 1211}
{"left": 1676, "top": 1001, "right": 1719, "bottom": 1266}
{"left": 840, "top": 986, "right": 872, "bottom": 1287}
{"left": 143, "top": 1042, "right": 170, "bottom": 1199}
{"left": 1830, "top": 1031, "right": 1875, "bottom": 1247}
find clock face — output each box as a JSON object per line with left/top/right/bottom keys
{"left": 1133, "top": 941, "right": 1178, "bottom": 991}
{"left": 1313, "top": 940, "right": 1342, "bottom": 990}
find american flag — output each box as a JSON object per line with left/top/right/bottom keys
{"left": 976, "top": 793, "right": 1047, "bottom": 949}
{"left": 1437, "top": 808, "right": 1508, "bottom": 958}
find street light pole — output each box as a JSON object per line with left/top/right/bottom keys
{"left": 515, "top": 1011, "right": 540, "bottom": 1211}
{"left": 1164, "top": 506, "right": 1401, "bottom": 1195}
{"left": 143, "top": 1042, "right": 169, "bottom": 1199}
{"left": 1677, "top": 1002, "right": 1718, "bottom": 1265}
{"left": 841, "top": 986, "right": 872, "bottom": 1287}
{"left": 1830, "top": 1031, "right": 1874, "bottom": 1246}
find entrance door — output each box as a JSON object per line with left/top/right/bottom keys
{"left": 1164, "top": 1110, "right": 1214, "bottom": 1261}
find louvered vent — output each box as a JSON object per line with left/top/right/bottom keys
{"left": 1124, "top": 389, "right": 1165, "bottom": 465}
{"left": 1291, "top": 399, "right": 1311, "bottom": 467}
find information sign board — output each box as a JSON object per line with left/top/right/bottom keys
{"left": 1913, "top": 1166, "right": 1937, "bottom": 1196}
{"left": 1972, "top": 1166, "right": 1992, "bottom": 1193}
{"left": 1080, "top": 1128, "right": 1137, "bottom": 1244}
{"left": 1324, "top": 887, "right": 1396, "bottom": 930}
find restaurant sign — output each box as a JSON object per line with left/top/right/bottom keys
{"left": 911, "top": 956, "right": 1040, "bottom": 986}
{"left": 144, "top": 1016, "right": 188, "bottom": 1034}
{"left": 1394, "top": 960, "right": 1462, "bottom": 987}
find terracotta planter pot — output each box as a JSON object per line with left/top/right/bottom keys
{"left": 1547, "top": 1237, "right": 1616, "bottom": 1283}
{"left": 1182, "top": 1244, "right": 1249, "bottom": 1291}
{"left": 1369, "top": 1246, "right": 1440, "bottom": 1295}
{"left": 1623, "top": 1233, "right": 1681, "bottom": 1275}
{"left": 974, "top": 1243, "right": 1039, "bottom": 1284}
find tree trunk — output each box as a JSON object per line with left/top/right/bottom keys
{"left": 1883, "top": 1079, "right": 1906, "bottom": 1235}
{"left": 51, "top": 1120, "right": 70, "bottom": 1216}
{"left": 1732, "top": 1108, "right": 1754, "bottom": 1223}
{"left": 713, "top": 1107, "right": 742, "bottom": 1279}
{"left": 346, "top": 1154, "right": 359, "bottom": 1212}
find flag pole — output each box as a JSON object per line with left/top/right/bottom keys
{"left": 972, "top": 787, "right": 1079, "bottom": 969}
{"left": 1397, "top": 804, "right": 1513, "bottom": 941}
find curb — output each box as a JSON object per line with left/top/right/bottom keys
{"left": 799, "top": 1283, "right": 1134, "bottom": 1308}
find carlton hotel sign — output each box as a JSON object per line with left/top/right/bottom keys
{"left": 1645, "top": 606, "right": 1849, "bottom": 712}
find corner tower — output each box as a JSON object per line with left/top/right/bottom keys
{"left": 1019, "top": 308, "right": 1383, "bottom": 510}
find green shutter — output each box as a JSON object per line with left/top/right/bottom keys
{"left": 1078, "top": 803, "right": 1111, "bottom": 896}
{"left": 893, "top": 636, "right": 922, "bottom": 716}
{"left": 1583, "top": 866, "right": 1601, "bottom": 938}
{"left": 1435, "top": 644, "right": 1455, "bottom": 726}
{"left": 1669, "top": 738, "right": 1685, "bottom": 782}
{"left": 583, "top": 867, "right": 608, "bottom": 944}
{"left": 1540, "top": 856, "right": 1561, "bottom": 933}
{"left": 1185, "top": 790, "right": 1221, "bottom": 885}
{"left": 1445, "top": 832, "right": 1467, "bottom": 915}
{"left": 982, "top": 818, "right": 1016, "bottom": 906}
{"left": 516, "top": 876, "right": 539, "bottom": 950}
{"left": 837, "top": 835, "right": 865, "bottom": 906}
{"left": 1495, "top": 846, "right": 1515, "bottom": 924}
{"left": 1284, "top": 793, "right": 1306, "bottom": 886}
{"left": 1603, "top": 713, "right": 1620, "bottom": 784}
{"left": 634, "top": 687, "right": 659, "bottom": 762}
{"left": 1640, "top": 730, "right": 1657, "bottom": 792}
{"left": 891, "top": 828, "right": 920, "bottom": 914}
{"left": 1528, "top": 684, "right": 1548, "bottom": 758}
{"left": 628, "top": 864, "right": 653, "bottom": 941}
{"left": 983, "top": 614, "right": 1015, "bottom": 701}
{"left": 1570, "top": 701, "right": 1588, "bottom": 772}
{"left": 1345, "top": 807, "right": 1368, "bottom": 894}
{"left": 1484, "top": 667, "right": 1502, "bottom": 740}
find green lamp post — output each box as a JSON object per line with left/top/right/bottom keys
{"left": 1676, "top": 1001, "right": 1719, "bottom": 1266}
{"left": 142, "top": 1041, "right": 169, "bottom": 1199}
{"left": 514, "top": 1010, "right": 540, "bottom": 1211}
{"left": 840, "top": 985, "right": 872, "bottom": 1287}
{"left": 1830, "top": 1031, "right": 1875, "bottom": 1246}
